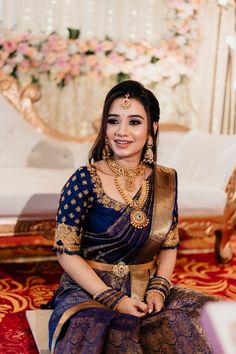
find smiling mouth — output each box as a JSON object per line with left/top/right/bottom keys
{"left": 114, "top": 140, "right": 132, "bottom": 145}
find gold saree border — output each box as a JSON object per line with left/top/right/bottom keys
{"left": 51, "top": 300, "right": 108, "bottom": 353}
{"left": 135, "top": 165, "right": 176, "bottom": 263}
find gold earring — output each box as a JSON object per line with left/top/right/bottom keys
{"left": 102, "top": 138, "right": 112, "bottom": 160}
{"left": 143, "top": 136, "right": 154, "bottom": 164}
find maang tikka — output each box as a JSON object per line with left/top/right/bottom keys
{"left": 121, "top": 93, "right": 131, "bottom": 109}
{"left": 102, "top": 138, "right": 112, "bottom": 160}
{"left": 143, "top": 136, "right": 154, "bottom": 164}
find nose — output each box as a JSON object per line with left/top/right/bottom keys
{"left": 116, "top": 121, "right": 128, "bottom": 136}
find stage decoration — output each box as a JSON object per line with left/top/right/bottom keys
{"left": 0, "top": 0, "right": 203, "bottom": 89}
{"left": 0, "top": 0, "right": 205, "bottom": 139}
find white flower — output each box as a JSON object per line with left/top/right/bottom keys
{"left": 68, "top": 43, "right": 78, "bottom": 55}
{"left": 14, "top": 53, "right": 24, "bottom": 63}
{"left": 35, "top": 52, "right": 44, "bottom": 60}
{"left": 124, "top": 47, "right": 138, "bottom": 61}
{"left": 114, "top": 42, "right": 127, "bottom": 54}
{"left": 2, "top": 64, "right": 13, "bottom": 74}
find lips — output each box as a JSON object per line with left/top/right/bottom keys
{"left": 114, "top": 140, "right": 132, "bottom": 145}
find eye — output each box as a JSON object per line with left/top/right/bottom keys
{"left": 107, "top": 118, "right": 119, "bottom": 125}
{"left": 129, "top": 119, "right": 142, "bottom": 125}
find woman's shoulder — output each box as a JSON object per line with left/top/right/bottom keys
{"left": 155, "top": 164, "right": 177, "bottom": 176}
{"left": 62, "top": 164, "right": 95, "bottom": 192}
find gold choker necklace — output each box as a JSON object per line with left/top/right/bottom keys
{"left": 114, "top": 176, "right": 150, "bottom": 229}
{"left": 107, "top": 159, "right": 145, "bottom": 192}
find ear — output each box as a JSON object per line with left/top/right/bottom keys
{"left": 153, "top": 122, "right": 159, "bottom": 135}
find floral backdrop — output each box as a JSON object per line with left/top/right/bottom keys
{"left": 0, "top": 0, "right": 204, "bottom": 138}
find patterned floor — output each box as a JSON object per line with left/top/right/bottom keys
{"left": 0, "top": 237, "right": 236, "bottom": 354}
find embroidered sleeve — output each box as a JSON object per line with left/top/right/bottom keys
{"left": 53, "top": 167, "right": 93, "bottom": 255}
{"left": 160, "top": 170, "right": 179, "bottom": 250}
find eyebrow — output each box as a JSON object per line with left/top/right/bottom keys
{"left": 107, "top": 113, "right": 144, "bottom": 120}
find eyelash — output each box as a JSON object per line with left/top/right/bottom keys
{"left": 107, "top": 119, "right": 142, "bottom": 125}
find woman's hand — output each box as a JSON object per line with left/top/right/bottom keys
{"left": 116, "top": 297, "right": 148, "bottom": 317}
{"left": 145, "top": 292, "right": 164, "bottom": 314}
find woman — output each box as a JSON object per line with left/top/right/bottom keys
{"left": 49, "top": 80, "right": 215, "bottom": 353}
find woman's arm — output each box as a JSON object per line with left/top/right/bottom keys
{"left": 145, "top": 248, "right": 177, "bottom": 313}
{"left": 58, "top": 252, "right": 148, "bottom": 316}
{"left": 57, "top": 252, "right": 110, "bottom": 295}
{"left": 156, "top": 248, "right": 177, "bottom": 280}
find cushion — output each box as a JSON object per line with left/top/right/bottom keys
{"left": 26, "top": 309, "right": 52, "bottom": 354}
{"left": 171, "top": 130, "right": 236, "bottom": 188}
{"left": 178, "top": 178, "right": 227, "bottom": 217}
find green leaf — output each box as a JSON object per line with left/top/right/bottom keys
{"left": 151, "top": 56, "right": 159, "bottom": 64}
{"left": 116, "top": 72, "right": 131, "bottom": 83}
{"left": 57, "top": 79, "right": 65, "bottom": 88}
{"left": 68, "top": 28, "right": 80, "bottom": 40}
{"left": 31, "top": 76, "right": 40, "bottom": 85}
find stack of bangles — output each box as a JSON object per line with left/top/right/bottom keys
{"left": 93, "top": 287, "right": 128, "bottom": 310}
{"left": 145, "top": 275, "right": 172, "bottom": 302}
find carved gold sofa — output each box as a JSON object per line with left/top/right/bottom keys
{"left": 159, "top": 124, "right": 236, "bottom": 263}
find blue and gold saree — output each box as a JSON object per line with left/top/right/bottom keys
{"left": 49, "top": 164, "right": 214, "bottom": 353}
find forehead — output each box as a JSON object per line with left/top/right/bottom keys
{"left": 108, "top": 98, "right": 147, "bottom": 117}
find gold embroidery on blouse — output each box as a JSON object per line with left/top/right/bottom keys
{"left": 80, "top": 172, "right": 86, "bottom": 177}
{"left": 75, "top": 219, "right": 80, "bottom": 224}
{"left": 76, "top": 206, "right": 81, "bottom": 212}
{"left": 87, "top": 164, "right": 125, "bottom": 211}
{"left": 74, "top": 185, "right": 79, "bottom": 191}
{"left": 69, "top": 212, "right": 75, "bottom": 218}
{"left": 58, "top": 209, "right": 62, "bottom": 215}
{"left": 82, "top": 180, "right": 88, "bottom": 185}
{"left": 71, "top": 199, "right": 76, "bottom": 205}
{"left": 54, "top": 223, "right": 82, "bottom": 253}
{"left": 72, "top": 176, "right": 77, "bottom": 181}
{"left": 62, "top": 216, "right": 66, "bottom": 222}
{"left": 78, "top": 192, "right": 83, "bottom": 198}
{"left": 67, "top": 190, "right": 72, "bottom": 196}
{"left": 66, "top": 182, "right": 69, "bottom": 187}
{"left": 64, "top": 204, "right": 68, "bottom": 210}
{"left": 162, "top": 226, "right": 179, "bottom": 248}
{"left": 61, "top": 196, "right": 65, "bottom": 202}
{"left": 83, "top": 189, "right": 89, "bottom": 195}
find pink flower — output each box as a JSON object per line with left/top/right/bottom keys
{"left": 86, "top": 55, "right": 97, "bottom": 67}
{"left": 45, "top": 52, "right": 57, "bottom": 64}
{"left": 18, "top": 59, "right": 30, "bottom": 73}
{"left": 3, "top": 40, "right": 17, "bottom": 53}
{"left": 0, "top": 51, "right": 9, "bottom": 61}
{"left": 17, "top": 42, "right": 29, "bottom": 54}
{"left": 26, "top": 46, "right": 37, "bottom": 58}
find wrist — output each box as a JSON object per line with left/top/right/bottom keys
{"left": 93, "top": 287, "right": 128, "bottom": 310}
{"left": 146, "top": 275, "right": 171, "bottom": 302}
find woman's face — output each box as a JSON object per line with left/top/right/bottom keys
{"left": 106, "top": 97, "right": 149, "bottom": 164}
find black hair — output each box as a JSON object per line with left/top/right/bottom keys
{"left": 89, "top": 80, "right": 160, "bottom": 163}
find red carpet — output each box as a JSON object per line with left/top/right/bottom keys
{"left": 0, "top": 241, "right": 236, "bottom": 353}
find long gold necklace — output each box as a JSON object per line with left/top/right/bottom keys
{"left": 107, "top": 159, "right": 145, "bottom": 192}
{"left": 114, "top": 176, "right": 150, "bottom": 229}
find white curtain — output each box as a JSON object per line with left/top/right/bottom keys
{"left": 0, "top": 0, "right": 165, "bottom": 43}
{"left": 194, "top": 1, "right": 236, "bottom": 134}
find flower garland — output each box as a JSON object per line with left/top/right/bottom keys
{"left": 0, "top": 0, "right": 203, "bottom": 89}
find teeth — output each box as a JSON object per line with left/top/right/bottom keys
{"left": 116, "top": 140, "right": 130, "bottom": 144}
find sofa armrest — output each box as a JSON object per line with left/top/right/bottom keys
{"left": 225, "top": 168, "right": 236, "bottom": 231}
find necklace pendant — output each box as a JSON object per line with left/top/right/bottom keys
{"left": 130, "top": 209, "right": 149, "bottom": 229}
{"left": 124, "top": 177, "right": 135, "bottom": 192}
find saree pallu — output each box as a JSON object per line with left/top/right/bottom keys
{"left": 48, "top": 166, "right": 216, "bottom": 353}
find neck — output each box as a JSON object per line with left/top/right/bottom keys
{"left": 112, "top": 155, "right": 142, "bottom": 168}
